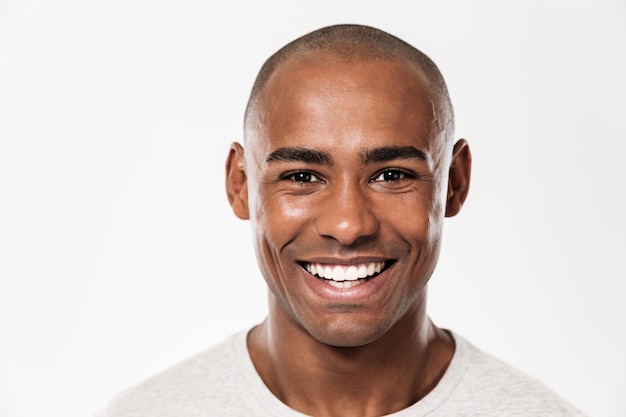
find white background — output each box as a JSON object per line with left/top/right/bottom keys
{"left": 1, "top": 1, "right": 624, "bottom": 416}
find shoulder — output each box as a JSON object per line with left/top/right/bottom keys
{"left": 435, "top": 332, "right": 587, "bottom": 416}
{"left": 96, "top": 330, "right": 255, "bottom": 417}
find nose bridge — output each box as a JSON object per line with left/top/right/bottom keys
{"left": 315, "top": 175, "right": 379, "bottom": 245}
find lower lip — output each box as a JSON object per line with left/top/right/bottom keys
{"left": 300, "top": 265, "right": 392, "bottom": 302}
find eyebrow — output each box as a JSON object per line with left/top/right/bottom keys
{"left": 265, "top": 145, "right": 427, "bottom": 165}
{"left": 361, "top": 146, "right": 427, "bottom": 164}
{"left": 266, "top": 147, "right": 333, "bottom": 165}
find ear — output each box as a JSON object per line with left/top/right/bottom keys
{"left": 225, "top": 142, "right": 250, "bottom": 220}
{"left": 445, "top": 139, "right": 472, "bottom": 217}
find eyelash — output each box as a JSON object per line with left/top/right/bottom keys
{"left": 283, "top": 171, "right": 323, "bottom": 184}
{"left": 370, "top": 168, "right": 415, "bottom": 183}
{"left": 281, "top": 168, "right": 415, "bottom": 185}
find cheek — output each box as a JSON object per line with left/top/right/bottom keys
{"left": 378, "top": 186, "right": 446, "bottom": 268}
{"left": 251, "top": 192, "right": 312, "bottom": 254}
{"left": 250, "top": 194, "right": 314, "bottom": 305}
{"left": 392, "top": 183, "right": 446, "bottom": 234}
{"left": 269, "top": 197, "right": 311, "bottom": 223}
{"left": 420, "top": 175, "right": 449, "bottom": 269}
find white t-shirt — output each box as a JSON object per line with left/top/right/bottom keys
{"left": 97, "top": 330, "right": 586, "bottom": 416}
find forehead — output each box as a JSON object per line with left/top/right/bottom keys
{"left": 250, "top": 51, "right": 438, "bottom": 152}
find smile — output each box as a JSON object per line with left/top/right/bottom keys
{"left": 301, "top": 261, "right": 390, "bottom": 289}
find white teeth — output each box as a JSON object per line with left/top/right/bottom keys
{"left": 332, "top": 266, "right": 346, "bottom": 281}
{"left": 345, "top": 266, "right": 358, "bottom": 281}
{"left": 304, "top": 261, "right": 387, "bottom": 283}
{"left": 358, "top": 264, "right": 368, "bottom": 278}
{"left": 323, "top": 265, "right": 332, "bottom": 279}
{"left": 326, "top": 280, "right": 362, "bottom": 289}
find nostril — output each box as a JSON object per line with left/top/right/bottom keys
{"left": 314, "top": 200, "right": 380, "bottom": 245}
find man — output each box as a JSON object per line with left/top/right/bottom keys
{"left": 98, "top": 24, "right": 584, "bottom": 417}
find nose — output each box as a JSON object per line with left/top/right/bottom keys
{"left": 314, "top": 181, "right": 380, "bottom": 246}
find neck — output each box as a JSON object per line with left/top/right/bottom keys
{"left": 247, "top": 295, "right": 454, "bottom": 417}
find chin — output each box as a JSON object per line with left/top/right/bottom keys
{"left": 305, "top": 318, "right": 391, "bottom": 348}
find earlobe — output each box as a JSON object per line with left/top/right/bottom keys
{"left": 445, "top": 139, "right": 472, "bottom": 217}
{"left": 225, "top": 142, "right": 250, "bottom": 220}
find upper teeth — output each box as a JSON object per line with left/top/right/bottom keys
{"left": 304, "top": 261, "right": 385, "bottom": 282}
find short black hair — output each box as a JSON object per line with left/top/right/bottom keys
{"left": 244, "top": 24, "right": 454, "bottom": 138}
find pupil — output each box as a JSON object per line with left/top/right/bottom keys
{"left": 296, "top": 172, "right": 310, "bottom": 182}
{"left": 385, "top": 171, "right": 399, "bottom": 180}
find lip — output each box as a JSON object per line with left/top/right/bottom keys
{"left": 298, "top": 258, "right": 395, "bottom": 302}
{"left": 299, "top": 256, "right": 391, "bottom": 265}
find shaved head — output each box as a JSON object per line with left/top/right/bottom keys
{"left": 244, "top": 24, "right": 454, "bottom": 141}
{"left": 226, "top": 21, "right": 472, "bottom": 363}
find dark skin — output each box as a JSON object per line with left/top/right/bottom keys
{"left": 226, "top": 50, "right": 471, "bottom": 417}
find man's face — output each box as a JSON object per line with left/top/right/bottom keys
{"left": 237, "top": 52, "right": 455, "bottom": 347}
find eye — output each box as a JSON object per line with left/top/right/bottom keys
{"left": 371, "top": 169, "right": 413, "bottom": 182}
{"left": 286, "top": 171, "right": 322, "bottom": 184}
